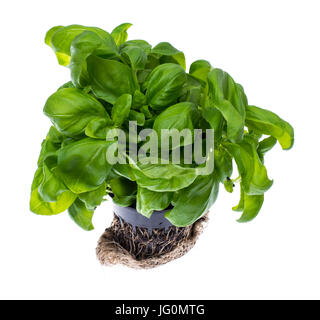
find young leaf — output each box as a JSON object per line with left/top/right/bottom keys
{"left": 111, "top": 23, "right": 132, "bottom": 47}
{"left": 129, "top": 110, "right": 145, "bottom": 126}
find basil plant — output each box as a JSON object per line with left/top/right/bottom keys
{"left": 30, "top": 23, "right": 294, "bottom": 230}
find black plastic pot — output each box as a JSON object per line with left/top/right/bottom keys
{"left": 113, "top": 203, "right": 173, "bottom": 235}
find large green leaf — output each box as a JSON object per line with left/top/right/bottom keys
{"left": 57, "top": 138, "right": 114, "bottom": 193}
{"left": 145, "top": 63, "right": 186, "bottom": 110}
{"left": 245, "top": 105, "right": 294, "bottom": 150}
{"left": 87, "top": 55, "right": 138, "bottom": 104}
{"left": 136, "top": 186, "right": 173, "bottom": 218}
{"left": 165, "top": 174, "right": 219, "bottom": 227}
{"left": 44, "top": 88, "right": 109, "bottom": 137}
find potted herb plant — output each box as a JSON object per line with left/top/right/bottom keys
{"left": 30, "top": 23, "right": 294, "bottom": 268}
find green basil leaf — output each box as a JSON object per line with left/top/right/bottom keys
{"left": 112, "top": 93, "right": 132, "bottom": 126}
{"left": 165, "top": 174, "right": 219, "bottom": 227}
{"left": 87, "top": 55, "right": 138, "bottom": 104}
{"left": 214, "top": 146, "right": 233, "bottom": 183}
{"left": 112, "top": 195, "right": 136, "bottom": 207}
{"left": 207, "top": 68, "right": 246, "bottom": 142}
{"left": 112, "top": 164, "right": 136, "bottom": 181}
{"left": 245, "top": 105, "right": 294, "bottom": 150}
{"left": 68, "top": 198, "right": 94, "bottom": 230}
{"left": 121, "top": 45, "right": 147, "bottom": 70}
{"left": 201, "top": 103, "right": 224, "bottom": 141}
{"left": 44, "top": 88, "right": 109, "bottom": 137}
{"left": 232, "top": 184, "right": 245, "bottom": 212}
{"left": 137, "top": 186, "right": 173, "bottom": 218}
{"left": 234, "top": 184, "right": 264, "bottom": 223}
{"left": 46, "top": 24, "right": 113, "bottom": 66}
{"left": 109, "top": 177, "right": 137, "bottom": 207}
{"left": 38, "top": 163, "right": 69, "bottom": 202}
{"left": 140, "top": 105, "right": 153, "bottom": 119}
{"left": 153, "top": 102, "right": 199, "bottom": 148}
{"left": 111, "top": 23, "right": 132, "bottom": 47}
{"left": 145, "top": 63, "right": 187, "bottom": 110}
{"left": 57, "top": 138, "right": 114, "bottom": 193}
{"left": 70, "top": 30, "right": 118, "bottom": 87}
{"left": 129, "top": 110, "right": 145, "bottom": 126}
{"left": 225, "top": 136, "right": 273, "bottom": 195}
{"left": 129, "top": 160, "right": 198, "bottom": 192}
{"left": 120, "top": 39, "right": 152, "bottom": 55}
{"left": 257, "top": 136, "right": 277, "bottom": 163}
{"left": 30, "top": 167, "right": 76, "bottom": 215}
{"left": 132, "top": 90, "right": 147, "bottom": 108}
{"left": 224, "top": 179, "right": 234, "bottom": 193}
{"left": 151, "top": 42, "right": 186, "bottom": 70}
{"left": 85, "top": 118, "right": 113, "bottom": 140}
{"left": 189, "top": 59, "right": 212, "bottom": 82}
{"left": 78, "top": 182, "right": 107, "bottom": 210}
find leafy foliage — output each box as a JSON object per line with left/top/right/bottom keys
{"left": 30, "top": 23, "right": 294, "bottom": 230}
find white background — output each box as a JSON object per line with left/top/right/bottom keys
{"left": 0, "top": 0, "right": 319, "bottom": 300}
